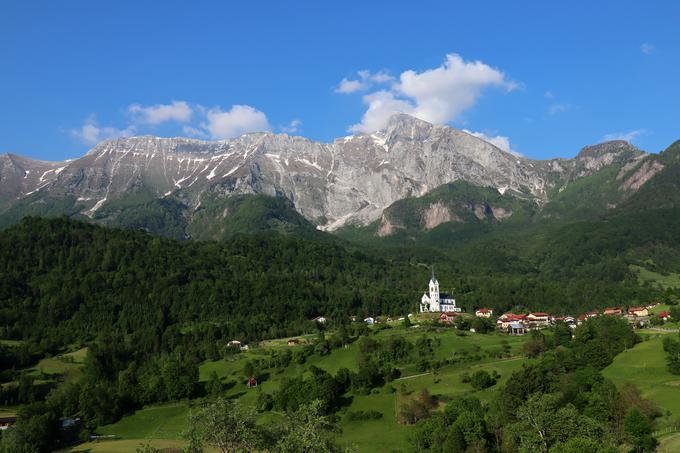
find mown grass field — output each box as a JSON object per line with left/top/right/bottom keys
{"left": 630, "top": 264, "right": 680, "bottom": 289}
{"left": 603, "top": 332, "right": 680, "bottom": 426}
{"left": 95, "top": 326, "right": 530, "bottom": 452}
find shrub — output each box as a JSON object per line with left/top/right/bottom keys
{"left": 345, "top": 410, "right": 383, "bottom": 421}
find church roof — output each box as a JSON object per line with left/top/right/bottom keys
{"left": 440, "top": 293, "right": 454, "bottom": 299}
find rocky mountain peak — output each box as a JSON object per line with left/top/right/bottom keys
{"left": 576, "top": 140, "right": 640, "bottom": 159}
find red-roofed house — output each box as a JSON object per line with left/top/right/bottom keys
{"left": 440, "top": 312, "right": 460, "bottom": 324}
{"left": 628, "top": 307, "right": 649, "bottom": 317}
{"left": 527, "top": 312, "right": 551, "bottom": 328}
{"left": 475, "top": 308, "right": 494, "bottom": 318}
{"left": 659, "top": 311, "right": 671, "bottom": 321}
{"left": 496, "top": 313, "right": 527, "bottom": 329}
{"left": 577, "top": 311, "right": 599, "bottom": 325}
{"left": 603, "top": 307, "right": 623, "bottom": 316}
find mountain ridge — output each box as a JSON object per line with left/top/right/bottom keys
{"left": 0, "top": 114, "right": 652, "bottom": 238}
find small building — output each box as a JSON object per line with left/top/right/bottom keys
{"left": 496, "top": 313, "right": 527, "bottom": 330}
{"left": 439, "top": 312, "right": 459, "bottom": 324}
{"left": 246, "top": 377, "right": 258, "bottom": 388}
{"left": 508, "top": 322, "right": 527, "bottom": 336}
{"left": 577, "top": 311, "right": 600, "bottom": 325}
{"left": 287, "top": 339, "right": 300, "bottom": 346}
{"left": 228, "top": 340, "right": 242, "bottom": 348}
{"left": 604, "top": 307, "right": 623, "bottom": 316}
{"left": 0, "top": 416, "right": 16, "bottom": 430}
{"left": 527, "top": 312, "right": 551, "bottom": 329}
{"left": 312, "top": 316, "right": 327, "bottom": 324}
{"left": 364, "top": 317, "right": 375, "bottom": 325}
{"left": 659, "top": 311, "right": 671, "bottom": 321}
{"left": 628, "top": 307, "right": 649, "bottom": 317}
{"left": 475, "top": 308, "right": 493, "bottom": 318}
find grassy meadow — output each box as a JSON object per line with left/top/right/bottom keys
{"left": 85, "top": 325, "right": 530, "bottom": 452}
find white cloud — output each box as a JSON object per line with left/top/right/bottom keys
{"left": 182, "top": 125, "right": 208, "bottom": 138}
{"left": 349, "top": 91, "right": 414, "bottom": 133}
{"left": 202, "top": 105, "right": 270, "bottom": 139}
{"left": 71, "top": 116, "right": 135, "bottom": 145}
{"left": 128, "top": 100, "right": 193, "bottom": 125}
{"left": 281, "top": 119, "right": 302, "bottom": 133}
{"left": 641, "top": 43, "right": 655, "bottom": 54}
{"left": 336, "top": 78, "right": 368, "bottom": 94}
{"left": 463, "top": 129, "right": 520, "bottom": 156}
{"left": 335, "top": 70, "right": 394, "bottom": 94}
{"left": 603, "top": 129, "right": 646, "bottom": 143}
{"left": 348, "top": 54, "right": 516, "bottom": 133}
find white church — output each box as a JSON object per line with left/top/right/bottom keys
{"left": 419, "top": 271, "right": 461, "bottom": 313}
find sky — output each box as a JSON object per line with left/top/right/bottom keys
{"left": 1, "top": 0, "right": 678, "bottom": 161}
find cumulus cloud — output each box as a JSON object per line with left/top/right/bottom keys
{"left": 641, "top": 43, "right": 655, "bottom": 54}
{"left": 348, "top": 54, "right": 516, "bottom": 133}
{"left": 281, "top": 119, "right": 302, "bottom": 133}
{"left": 603, "top": 129, "right": 646, "bottom": 143}
{"left": 349, "top": 91, "right": 414, "bottom": 133}
{"left": 128, "top": 100, "right": 193, "bottom": 125}
{"left": 201, "top": 105, "right": 270, "bottom": 139}
{"left": 463, "top": 129, "right": 520, "bottom": 156}
{"left": 71, "top": 116, "right": 135, "bottom": 145}
{"left": 336, "top": 78, "right": 369, "bottom": 94}
{"left": 335, "top": 70, "right": 394, "bottom": 94}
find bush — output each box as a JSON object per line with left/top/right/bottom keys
{"left": 469, "top": 370, "right": 498, "bottom": 390}
{"left": 345, "top": 410, "right": 383, "bottom": 421}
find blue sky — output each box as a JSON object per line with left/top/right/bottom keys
{"left": 1, "top": 1, "right": 678, "bottom": 161}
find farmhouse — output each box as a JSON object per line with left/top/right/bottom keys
{"left": 603, "top": 307, "right": 623, "bottom": 316}
{"left": 508, "top": 322, "right": 527, "bottom": 335}
{"left": 526, "top": 312, "right": 551, "bottom": 329}
{"left": 419, "top": 271, "right": 461, "bottom": 313}
{"left": 577, "top": 311, "right": 600, "bottom": 324}
{"left": 475, "top": 308, "right": 493, "bottom": 318}
{"left": 628, "top": 307, "right": 649, "bottom": 317}
{"left": 439, "top": 312, "right": 460, "bottom": 324}
{"left": 496, "top": 313, "right": 527, "bottom": 330}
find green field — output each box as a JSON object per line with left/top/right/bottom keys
{"left": 65, "top": 438, "right": 187, "bottom": 453}
{"left": 96, "top": 327, "right": 530, "bottom": 452}
{"left": 658, "top": 432, "right": 680, "bottom": 453}
{"left": 603, "top": 333, "right": 680, "bottom": 424}
{"left": 631, "top": 264, "right": 680, "bottom": 289}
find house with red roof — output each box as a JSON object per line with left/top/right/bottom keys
{"left": 496, "top": 313, "right": 527, "bottom": 329}
{"left": 475, "top": 308, "right": 493, "bottom": 318}
{"left": 440, "top": 312, "right": 460, "bottom": 324}
{"left": 527, "top": 312, "right": 551, "bottom": 328}
{"left": 628, "top": 307, "right": 649, "bottom": 317}
{"left": 603, "top": 307, "right": 623, "bottom": 316}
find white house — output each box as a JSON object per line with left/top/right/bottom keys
{"left": 312, "top": 316, "right": 327, "bottom": 324}
{"left": 364, "top": 317, "right": 375, "bottom": 325}
{"left": 475, "top": 308, "right": 493, "bottom": 318}
{"left": 419, "top": 271, "right": 461, "bottom": 313}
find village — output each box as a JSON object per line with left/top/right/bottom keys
{"left": 351, "top": 273, "right": 673, "bottom": 337}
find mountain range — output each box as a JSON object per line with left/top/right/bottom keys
{"left": 0, "top": 114, "right": 672, "bottom": 242}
